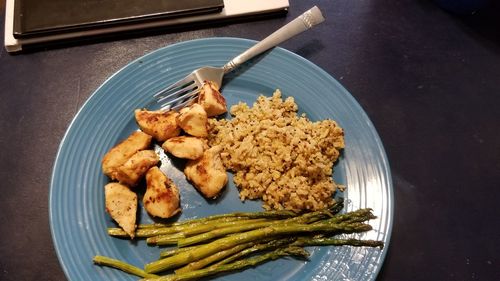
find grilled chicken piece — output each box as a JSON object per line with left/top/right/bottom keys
{"left": 144, "top": 167, "right": 181, "bottom": 219}
{"left": 184, "top": 145, "right": 228, "bottom": 198}
{"left": 135, "top": 109, "right": 181, "bottom": 141}
{"left": 105, "top": 183, "right": 137, "bottom": 238}
{"left": 114, "top": 150, "right": 159, "bottom": 186}
{"left": 177, "top": 103, "right": 209, "bottom": 137}
{"left": 162, "top": 136, "right": 205, "bottom": 160}
{"left": 198, "top": 81, "right": 227, "bottom": 117}
{"left": 102, "top": 131, "right": 152, "bottom": 180}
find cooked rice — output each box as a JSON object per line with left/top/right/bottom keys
{"left": 207, "top": 90, "right": 345, "bottom": 212}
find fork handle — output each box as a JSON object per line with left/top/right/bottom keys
{"left": 223, "top": 6, "right": 325, "bottom": 74}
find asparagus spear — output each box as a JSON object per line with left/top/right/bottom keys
{"left": 210, "top": 237, "right": 297, "bottom": 267}
{"left": 141, "top": 247, "right": 309, "bottom": 281}
{"left": 294, "top": 237, "right": 384, "bottom": 248}
{"left": 108, "top": 227, "right": 183, "bottom": 238}
{"left": 160, "top": 245, "right": 198, "bottom": 259}
{"left": 108, "top": 217, "right": 261, "bottom": 238}
{"left": 93, "top": 255, "right": 158, "bottom": 278}
{"left": 177, "top": 221, "right": 275, "bottom": 247}
{"left": 144, "top": 220, "right": 372, "bottom": 273}
{"left": 147, "top": 232, "right": 186, "bottom": 246}
{"left": 140, "top": 209, "right": 295, "bottom": 229}
{"left": 148, "top": 218, "right": 271, "bottom": 246}
{"left": 138, "top": 223, "right": 173, "bottom": 229}
{"left": 174, "top": 242, "right": 255, "bottom": 273}
{"left": 159, "top": 209, "right": 297, "bottom": 226}
{"left": 313, "top": 208, "right": 375, "bottom": 225}
{"left": 180, "top": 218, "right": 270, "bottom": 237}
{"left": 177, "top": 210, "right": 331, "bottom": 247}
{"left": 160, "top": 237, "right": 284, "bottom": 260}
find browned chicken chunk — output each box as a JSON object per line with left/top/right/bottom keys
{"left": 135, "top": 109, "right": 181, "bottom": 141}
{"left": 144, "top": 167, "right": 181, "bottom": 218}
{"left": 105, "top": 183, "right": 137, "bottom": 238}
{"left": 114, "top": 150, "right": 159, "bottom": 186}
{"left": 198, "top": 81, "right": 227, "bottom": 117}
{"left": 162, "top": 136, "right": 205, "bottom": 160}
{"left": 184, "top": 145, "right": 228, "bottom": 198}
{"left": 102, "top": 131, "right": 152, "bottom": 180}
{"left": 177, "top": 103, "right": 209, "bottom": 137}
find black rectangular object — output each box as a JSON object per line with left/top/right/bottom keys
{"left": 13, "top": 0, "right": 224, "bottom": 38}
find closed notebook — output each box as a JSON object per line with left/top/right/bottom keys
{"left": 13, "top": 0, "right": 224, "bottom": 38}
{"left": 5, "top": 0, "right": 290, "bottom": 53}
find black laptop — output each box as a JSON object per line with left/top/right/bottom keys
{"left": 13, "top": 0, "right": 224, "bottom": 39}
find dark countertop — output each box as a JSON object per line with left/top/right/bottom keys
{"left": 1, "top": 0, "right": 499, "bottom": 280}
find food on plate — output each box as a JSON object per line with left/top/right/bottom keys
{"left": 198, "top": 81, "right": 227, "bottom": 117}
{"left": 144, "top": 167, "right": 181, "bottom": 219}
{"left": 95, "top": 200, "right": 384, "bottom": 279}
{"left": 135, "top": 109, "right": 181, "bottom": 141}
{"left": 93, "top": 83, "right": 385, "bottom": 281}
{"left": 177, "top": 103, "right": 209, "bottom": 137}
{"left": 100, "top": 80, "right": 229, "bottom": 235}
{"left": 114, "top": 150, "right": 159, "bottom": 186}
{"left": 162, "top": 136, "right": 206, "bottom": 160}
{"left": 104, "top": 183, "right": 137, "bottom": 238}
{"left": 143, "top": 205, "right": 373, "bottom": 274}
{"left": 208, "top": 90, "right": 345, "bottom": 212}
{"left": 101, "top": 131, "right": 152, "bottom": 180}
{"left": 184, "top": 145, "right": 228, "bottom": 198}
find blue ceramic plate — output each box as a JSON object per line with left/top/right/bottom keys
{"left": 50, "top": 37, "right": 393, "bottom": 281}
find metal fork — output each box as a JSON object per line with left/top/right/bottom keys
{"left": 153, "top": 6, "right": 325, "bottom": 110}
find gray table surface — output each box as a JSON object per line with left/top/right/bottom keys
{"left": 1, "top": 0, "right": 499, "bottom": 280}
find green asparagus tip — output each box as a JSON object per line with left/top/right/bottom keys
{"left": 281, "top": 246, "right": 310, "bottom": 259}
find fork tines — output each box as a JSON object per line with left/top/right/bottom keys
{"left": 153, "top": 76, "right": 201, "bottom": 111}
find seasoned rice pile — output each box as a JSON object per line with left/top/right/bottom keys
{"left": 208, "top": 90, "right": 345, "bottom": 211}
